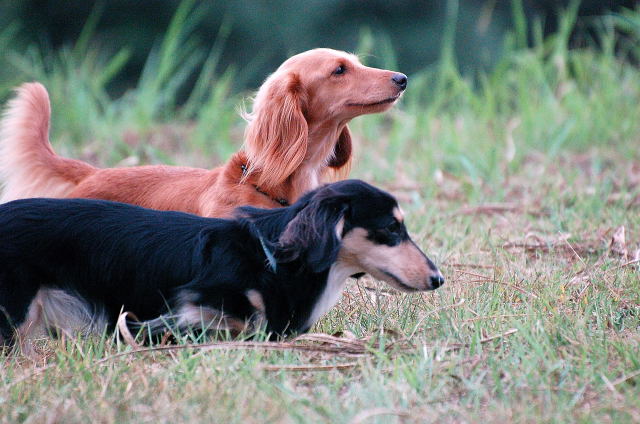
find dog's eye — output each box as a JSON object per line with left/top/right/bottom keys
{"left": 332, "top": 65, "right": 346, "bottom": 75}
{"left": 386, "top": 221, "right": 402, "bottom": 234}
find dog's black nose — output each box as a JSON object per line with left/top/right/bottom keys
{"left": 430, "top": 274, "right": 444, "bottom": 289}
{"left": 391, "top": 73, "right": 407, "bottom": 90}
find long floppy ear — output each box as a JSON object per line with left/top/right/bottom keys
{"left": 244, "top": 73, "right": 308, "bottom": 189}
{"left": 277, "top": 189, "right": 348, "bottom": 273}
{"left": 328, "top": 125, "right": 352, "bottom": 168}
{"left": 324, "top": 126, "right": 353, "bottom": 183}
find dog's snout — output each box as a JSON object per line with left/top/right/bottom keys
{"left": 430, "top": 273, "right": 445, "bottom": 289}
{"left": 391, "top": 73, "right": 408, "bottom": 90}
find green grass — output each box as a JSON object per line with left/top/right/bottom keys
{"left": 1, "top": 2, "right": 640, "bottom": 423}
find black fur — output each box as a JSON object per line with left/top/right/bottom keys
{"left": 0, "top": 179, "right": 438, "bottom": 345}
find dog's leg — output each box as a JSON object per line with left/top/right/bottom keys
{"left": 127, "top": 303, "right": 251, "bottom": 343}
{"left": 0, "top": 268, "right": 42, "bottom": 351}
{"left": 38, "top": 288, "right": 108, "bottom": 338}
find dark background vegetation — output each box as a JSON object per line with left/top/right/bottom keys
{"left": 1, "top": 0, "right": 636, "bottom": 93}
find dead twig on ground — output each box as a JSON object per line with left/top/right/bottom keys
{"left": 258, "top": 362, "right": 359, "bottom": 372}
{"left": 451, "top": 203, "right": 545, "bottom": 218}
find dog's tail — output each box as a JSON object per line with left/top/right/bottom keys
{"left": 0, "top": 82, "right": 97, "bottom": 203}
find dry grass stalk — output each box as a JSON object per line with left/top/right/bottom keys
{"left": 258, "top": 362, "right": 359, "bottom": 372}
{"left": 349, "top": 407, "right": 410, "bottom": 424}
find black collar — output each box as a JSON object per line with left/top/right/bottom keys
{"left": 240, "top": 164, "right": 290, "bottom": 207}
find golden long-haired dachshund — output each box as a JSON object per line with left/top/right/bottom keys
{"left": 0, "top": 48, "right": 407, "bottom": 216}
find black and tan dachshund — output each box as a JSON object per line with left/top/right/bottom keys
{"left": 0, "top": 179, "right": 443, "bottom": 347}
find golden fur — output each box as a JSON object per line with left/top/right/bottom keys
{"left": 0, "top": 48, "right": 406, "bottom": 216}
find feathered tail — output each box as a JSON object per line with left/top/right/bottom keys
{"left": 0, "top": 82, "right": 96, "bottom": 202}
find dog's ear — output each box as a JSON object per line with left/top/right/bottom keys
{"left": 244, "top": 72, "right": 308, "bottom": 189}
{"left": 324, "top": 126, "right": 353, "bottom": 182}
{"left": 277, "top": 188, "right": 348, "bottom": 273}
{"left": 328, "top": 125, "right": 352, "bottom": 169}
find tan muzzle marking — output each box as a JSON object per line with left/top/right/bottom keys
{"left": 338, "top": 228, "right": 441, "bottom": 291}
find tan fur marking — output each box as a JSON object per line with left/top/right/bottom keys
{"left": 246, "top": 289, "right": 266, "bottom": 313}
{"left": 339, "top": 228, "right": 437, "bottom": 291}
{"left": 335, "top": 216, "right": 345, "bottom": 239}
{"left": 305, "top": 260, "right": 361, "bottom": 329}
{"left": 178, "top": 303, "right": 247, "bottom": 332}
{"left": 15, "top": 289, "right": 108, "bottom": 354}
{"left": 39, "top": 289, "right": 107, "bottom": 335}
{"left": 393, "top": 206, "right": 405, "bottom": 223}
{"left": 15, "top": 291, "right": 47, "bottom": 354}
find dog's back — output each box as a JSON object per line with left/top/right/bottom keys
{"left": 0, "top": 198, "right": 218, "bottom": 284}
{"left": 0, "top": 84, "right": 289, "bottom": 217}
{"left": 0, "top": 198, "right": 228, "bottom": 340}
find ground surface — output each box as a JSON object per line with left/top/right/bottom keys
{"left": 1, "top": 7, "right": 640, "bottom": 423}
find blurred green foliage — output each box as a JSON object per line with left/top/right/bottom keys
{"left": 1, "top": 0, "right": 636, "bottom": 94}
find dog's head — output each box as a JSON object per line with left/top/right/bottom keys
{"left": 243, "top": 48, "right": 407, "bottom": 188}
{"left": 278, "top": 48, "right": 407, "bottom": 121}
{"left": 277, "top": 180, "right": 444, "bottom": 291}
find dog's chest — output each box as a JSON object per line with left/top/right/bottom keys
{"left": 304, "top": 262, "right": 360, "bottom": 330}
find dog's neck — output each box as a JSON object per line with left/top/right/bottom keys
{"left": 258, "top": 256, "right": 362, "bottom": 335}
{"left": 239, "top": 163, "right": 290, "bottom": 206}
{"left": 289, "top": 121, "right": 348, "bottom": 199}
{"left": 302, "top": 259, "right": 360, "bottom": 331}
{"left": 225, "top": 153, "right": 293, "bottom": 208}
{"left": 233, "top": 121, "right": 347, "bottom": 205}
